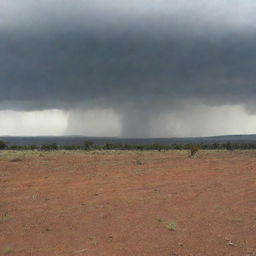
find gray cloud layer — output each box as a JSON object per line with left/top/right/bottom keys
{"left": 1, "top": 0, "right": 256, "bottom": 136}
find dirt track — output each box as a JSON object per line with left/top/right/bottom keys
{"left": 1, "top": 150, "right": 256, "bottom": 256}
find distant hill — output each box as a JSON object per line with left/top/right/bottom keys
{"left": 1, "top": 135, "right": 256, "bottom": 146}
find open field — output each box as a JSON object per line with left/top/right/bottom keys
{"left": 1, "top": 150, "right": 256, "bottom": 256}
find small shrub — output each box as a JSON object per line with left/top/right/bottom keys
{"left": 9, "top": 157, "right": 22, "bottom": 162}
{"left": 136, "top": 159, "right": 143, "bottom": 165}
{"left": 0, "top": 140, "right": 7, "bottom": 150}
{"left": 41, "top": 143, "right": 58, "bottom": 151}
{"left": 189, "top": 144, "right": 201, "bottom": 157}
{"left": 83, "top": 141, "right": 95, "bottom": 150}
{"left": 225, "top": 141, "right": 235, "bottom": 151}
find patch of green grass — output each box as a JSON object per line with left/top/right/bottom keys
{"left": 136, "top": 159, "right": 143, "bottom": 165}
{"left": 86, "top": 173, "right": 96, "bottom": 179}
{"left": 228, "top": 217, "right": 243, "bottom": 223}
{"left": 58, "top": 209, "right": 65, "bottom": 216}
{"left": 0, "top": 172, "right": 10, "bottom": 177}
{"left": 0, "top": 151, "right": 25, "bottom": 161}
{"left": 3, "top": 247, "right": 13, "bottom": 254}
{"left": 165, "top": 221, "right": 177, "bottom": 231}
{"left": 0, "top": 150, "right": 48, "bottom": 161}
{"left": 0, "top": 216, "right": 10, "bottom": 224}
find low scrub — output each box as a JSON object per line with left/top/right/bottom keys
{"left": 2, "top": 140, "right": 256, "bottom": 151}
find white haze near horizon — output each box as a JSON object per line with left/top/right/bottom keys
{"left": 1, "top": 104, "right": 256, "bottom": 137}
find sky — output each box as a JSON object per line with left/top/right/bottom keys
{"left": 1, "top": 0, "right": 256, "bottom": 137}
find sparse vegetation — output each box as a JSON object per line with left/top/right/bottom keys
{"left": 247, "top": 251, "right": 256, "bottom": 256}
{"left": 189, "top": 144, "right": 201, "bottom": 157}
{"left": 2, "top": 140, "right": 256, "bottom": 152}
{"left": 1, "top": 150, "right": 255, "bottom": 255}
{"left": 0, "top": 216, "right": 10, "bottom": 224}
{"left": 83, "top": 141, "right": 96, "bottom": 150}
{"left": 9, "top": 157, "right": 23, "bottom": 162}
{"left": 136, "top": 159, "right": 143, "bottom": 165}
{"left": 165, "top": 221, "right": 177, "bottom": 231}
{"left": 41, "top": 143, "right": 58, "bottom": 151}
{"left": 0, "top": 140, "right": 7, "bottom": 150}
{"left": 3, "top": 247, "right": 13, "bottom": 254}
{"left": 228, "top": 217, "right": 243, "bottom": 223}
{"left": 88, "top": 235, "right": 97, "bottom": 245}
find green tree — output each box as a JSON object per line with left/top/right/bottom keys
{"left": 41, "top": 143, "right": 58, "bottom": 151}
{"left": 83, "top": 141, "right": 95, "bottom": 150}
{"left": 0, "top": 140, "right": 7, "bottom": 150}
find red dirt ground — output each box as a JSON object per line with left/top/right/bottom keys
{"left": 1, "top": 150, "right": 256, "bottom": 256}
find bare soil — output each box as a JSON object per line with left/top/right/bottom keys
{"left": 1, "top": 150, "right": 256, "bottom": 256}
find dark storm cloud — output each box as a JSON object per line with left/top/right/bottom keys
{"left": 1, "top": 0, "right": 256, "bottom": 136}
{"left": 1, "top": 30, "right": 256, "bottom": 106}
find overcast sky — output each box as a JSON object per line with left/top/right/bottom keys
{"left": 1, "top": 0, "right": 256, "bottom": 137}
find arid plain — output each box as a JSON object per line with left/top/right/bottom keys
{"left": 1, "top": 150, "right": 256, "bottom": 256}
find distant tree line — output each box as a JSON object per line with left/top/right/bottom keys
{"left": 1, "top": 140, "right": 256, "bottom": 151}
